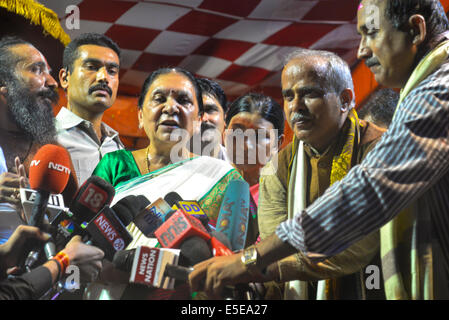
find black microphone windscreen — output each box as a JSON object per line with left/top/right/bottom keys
{"left": 136, "top": 195, "right": 151, "bottom": 210}
{"left": 112, "top": 204, "right": 134, "bottom": 226}
{"left": 164, "top": 192, "right": 183, "bottom": 207}
{"left": 112, "top": 195, "right": 144, "bottom": 226}
{"left": 112, "top": 249, "right": 136, "bottom": 272}
{"left": 178, "top": 236, "right": 212, "bottom": 267}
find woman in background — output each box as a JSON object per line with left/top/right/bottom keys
{"left": 224, "top": 92, "right": 285, "bottom": 244}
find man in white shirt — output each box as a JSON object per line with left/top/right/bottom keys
{"left": 56, "top": 33, "right": 124, "bottom": 186}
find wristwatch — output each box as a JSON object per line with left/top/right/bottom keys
{"left": 241, "top": 245, "right": 260, "bottom": 276}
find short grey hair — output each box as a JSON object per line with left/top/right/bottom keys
{"left": 284, "top": 48, "right": 355, "bottom": 108}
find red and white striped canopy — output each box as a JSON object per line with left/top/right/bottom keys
{"left": 40, "top": 0, "right": 363, "bottom": 101}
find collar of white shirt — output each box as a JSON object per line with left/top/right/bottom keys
{"left": 56, "top": 106, "right": 120, "bottom": 141}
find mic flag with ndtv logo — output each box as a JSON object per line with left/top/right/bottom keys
{"left": 29, "top": 144, "right": 71, "bottom": 194}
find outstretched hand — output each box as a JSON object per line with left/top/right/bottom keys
{"left": 188, "top": 253, "right": 259, "bottom": 299}
{"left": 61, "top": 236, "right": 105, "bottom": 283}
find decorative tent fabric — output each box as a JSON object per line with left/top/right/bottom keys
{"left": 20, "top": 0, "right": 449, "bottom": 148}
{"left": 0, "top": 0, "right": 70, "bottom": 46}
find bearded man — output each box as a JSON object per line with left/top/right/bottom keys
{"left": 0, "top": 36, "right": 77, "bottom": 217}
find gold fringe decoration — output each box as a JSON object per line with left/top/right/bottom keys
{"left": 0, "top": 0, "right": 70, "bottom": 46}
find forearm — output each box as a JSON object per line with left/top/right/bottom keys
{"left": 277, "top": 102, "right": 449, "bottom": 258}
{"left": 42, "top": 260, "right": 60, "bottom": 284}
{"left": 0, "top": 245, "right": 7, "bottom": 280}
{"left": 0, "top": 265, "right": 53, "bottom": 300}
{"left": 252, "top": 233, "right": 298, "bottom": 281}
{"left": 275, "top": 230, "right": 379, "bottom": 282}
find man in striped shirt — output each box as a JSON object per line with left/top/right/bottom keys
{"left": 189, "top": 0, "right": 449, "bottom": 299}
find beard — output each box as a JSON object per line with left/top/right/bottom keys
{"left": 6, "top": 78, "right": 59, "bottom": 145}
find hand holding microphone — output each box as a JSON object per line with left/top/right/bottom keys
{"left": 0, "top": 228, "right": 104, "bottom": 300}
{"left": 21, "top": 145, "right": 72, "bottom": 270}
{"left": 57, "top": 235, "right": 104, "bottom": 283}
{"left": 28, "top": 144, "right": 72, "bottom": 228}
{"left": 0, "top": 225, "right": 51, "bottom": 279}
{"left": 51, "top": 176, "right": 142, "bottom": 261}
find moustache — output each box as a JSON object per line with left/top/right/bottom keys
{"left": 36, "top": 88, "right": 59, "bottom": 104}
{"left": 88, "top": 83, "right": 112, "bottom": 96}
{"left": 290, "top": 112, "right": 313, "bottom": 123}
{"left": 365, "top": 57, "right": 380, "bottom": 68}
{"left": 200, "top": 122, "right": 216, "bottom": 132}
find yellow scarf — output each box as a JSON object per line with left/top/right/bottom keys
{"left": 287, "top": 109, "right": 364, "bottom": 299}
{"left": 321, "top": 109, "right": 363, "bottom": 299}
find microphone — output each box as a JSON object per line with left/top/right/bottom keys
{"left": 47, "top": 193, "right": 143, "bottom": 298}
{"left": 112, "top": 246, "right": 180, "bottom": 289}
{"left": 154, "top": 208, "right": 210, "bottom": 249}
{"left": 20, "top": 189, "right": 65, "bottom": 223}
{"left": 112, "top": 237, "right": 212, "bottom": 289}
{"left": 23, "top": 145, "right": 71, "bottom": 270}
{"left": 112, "top": 240, "right": 250, "bottom": 299}
{"left": 69, "top": 175, "right": 115, "bottom": 225}
{"left": 216, "top": 179, "right": 250, "bottom": 251}
{"left": 49, "top": 176, "right": 117, "bottom": 249}
{"left": 111, "top": 238, "right": 208, "bottom": 300}
{"left": 177, "top": 236, "right": 213, "bottom": 267}
{"left": 164, "top": 192, "right": 211, "bottom": 232}
{"left": 50, "top": 177, "right": 137, "bottom": 261}
{"left": 133, "top": 197, "right": 174, "bottom": 238}
{"left": 161, "top": 192, "right": 232, "bottom": 256}
{"left": 28, "top": 144, "right": 71, "bottom": 228}
{"left": 83, "top": 195, "right": 143, "bottom": 261}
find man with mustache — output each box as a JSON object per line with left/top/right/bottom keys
{"left": 253, "top": 49, "right": 385, "bottom": 300}
{"left": 190, "top": 0, "right": 449, "bottom": 300}
{"left": 0, "top": 37, "right": 59, "bottom": 173}
{"left": 193, "top": 78, "right": 229, "bottom": 161}
{"left": 0, "top": 37, "right": 104, "bottom": 299}
{"left": 56, "top": 33, "right": 124, "bottom": 186}
{"left": 0, "top": 35, "right": 58, "bottom": 239}
{"left": 0, "top": 36, "right": 78, "bottom": 209}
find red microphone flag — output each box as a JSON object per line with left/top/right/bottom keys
{"left": 155, "top": 210, "right": 211, "bottom": 249}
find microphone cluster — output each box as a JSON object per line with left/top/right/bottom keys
{"left": 20, "top": 144, "right": 253, "bottom": 299}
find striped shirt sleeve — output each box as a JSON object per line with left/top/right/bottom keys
{"left": 276, "top": 62, "right": 449, "bottom": 258}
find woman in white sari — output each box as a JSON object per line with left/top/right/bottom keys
{"left": 87, "top": 67, "right": 242, "bottom": 299}
{"left": 93, "top": 67, "right": 242, "bottom": 227}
